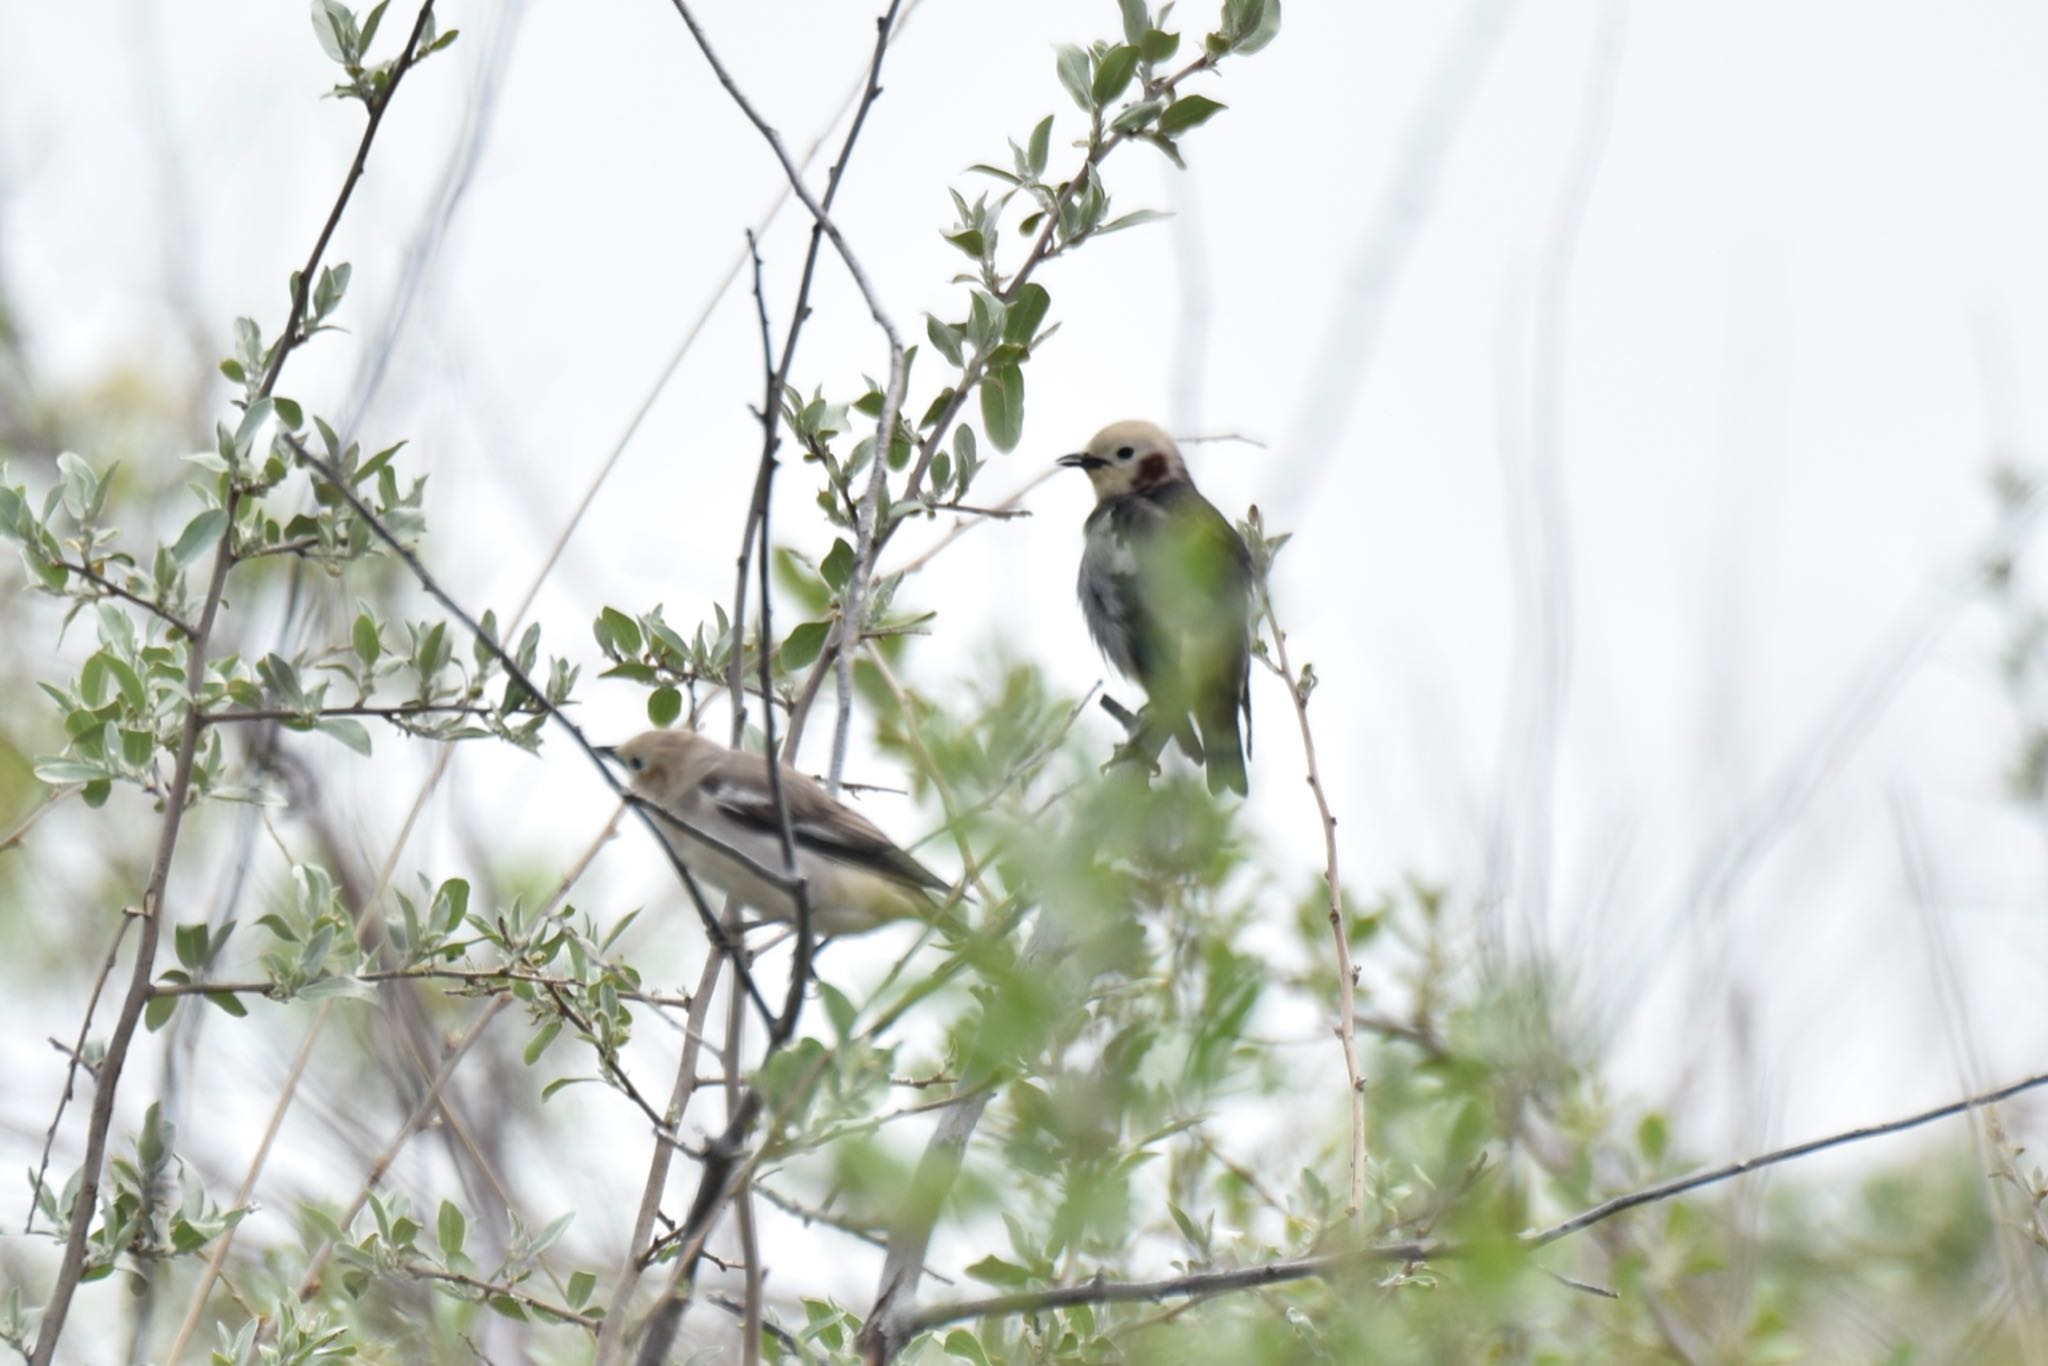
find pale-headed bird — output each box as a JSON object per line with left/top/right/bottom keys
{"left": 604, "top": 729, "right": 948, "bottom": 935}
{"left": 1059, "top": 420, "right": 1253, "bottom": 796}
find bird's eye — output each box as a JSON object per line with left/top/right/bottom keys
{"left": 629, "top": 756, "right": 645, "bottom": 772}
{"left": 1116, "top": 446, "right": 1134, "bottom": 461}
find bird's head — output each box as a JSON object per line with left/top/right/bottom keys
{"left": 1057, "top": 419, "right": 1189, "bottom": 501}
{"left": 601, "top": 729, "right": 719, "bottom": 804}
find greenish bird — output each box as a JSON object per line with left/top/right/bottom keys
{"left": 1059, "top": 419, "right": 1253, "bottom": 795}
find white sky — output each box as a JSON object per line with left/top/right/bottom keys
{"left": 7, "top": 0, "right": 2048, "bottom": 1335}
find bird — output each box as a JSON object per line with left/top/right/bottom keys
{"left": 1058, "top": 419, "right": 1253, "bottom": 796}
{"left": 600, "top": 728, "right": 949, "bottom": 935}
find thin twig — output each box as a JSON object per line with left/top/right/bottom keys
{"left": 24, "top": 912, "right": 135, "bottom": 1234}
{"left": 148, "top": 965, "right": 693, "bottom": 1010}
{"left": 1254, "top": 579, "right": 1367, "bottom": 1228}
{"left": 1524, "top": 1066, "right": 2048, "bottom": 1248}
{"left": 0, "top": 783, "right": 79, "bottom": 855}
{"left": 198, "top": 702, "right": 500, "bottom": 725}
{"left": 906, "top": 1246, "right": 1429, "bottom": 1338}
{"left": 401, "top": 1263, "right": 599, "bottom": 1329}
{"left": 591, "top": 950, "right": 726, "bottom": 1366}
{"left": 52, "top": 558, "right": 198, "bottom": 637}
{"left": 877, "top": 467, "right": 1058, "bottom": 580}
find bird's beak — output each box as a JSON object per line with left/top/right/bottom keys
{"left": 594, "top": 745, "right": 620, "bottom": 763}
{"left": 1058, "top": 452, "right": 1107, "bottom": 471}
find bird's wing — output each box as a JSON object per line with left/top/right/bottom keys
{"left": 703, "top": 754, "right": 948, "bottom": 893}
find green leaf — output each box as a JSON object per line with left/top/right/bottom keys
{"left": 821, "top": 538, "right": 856, "bottom": 591}
{"left": 925, "top": 315, "right": 965, "bottom": 367}
{"left": 964, "top": 1255, "right": 1033, "bottom": 1288}
{"left": 1158, "top": 94, "right": 1227, "bottom": 135}
{"left": 943, "top": 229, "right": 986, "bottom": 259}
{"left": 175, "top": 923, "right": 207, "bottom": 970}
{"left": 104, "top": 656, "right": 146, "bottom": 709}
{"left": 524, "top": 1020, "right": 563, "bottom": 1066}
{"left": 145, "top": 995, "right": 177, "bottom": 1032}
{"left": 1003, "top": 284, "right": 1051, "bottom": 345}
{"left": 1118, "top": 0, "right": 1149, "bottom": 45}
{"left": 1140, "top": 28, "right": 1180, "bottom": 63}
{"left": 1096, "top": 208, "right": 1172, "bottom": 237}
{"left": 647, "top": 686, "right": 682, "bottom": 728}
{"left": 317, "top": 719, "right": 372, "bottom": 756}
{"left": 35, "top": 757, "right": 109, "bottom": 785}
{"left": 1054, "top": 45, "right": 1093, "bottom": 110}
{"left": 1236, "top": 0, "right": 1282, "bottom": 53}
{"left": 171, "top": 509, "right": 228, "bottom": 567}
{"left": 271, "top": 396, "right": 305, "bottom": 430}
{"left": 352, "top": 613, "right": 380, "bottom": 667}
{"left": 779, "top": 621, "right": 831, "bottom": 671}
{"left": 820, "top": 983, "right": 856, "bottom": 1040}
{"left": 438, "top": 1199, "right": 467, "bottom": 1257}
{"left": 980, "top": 364, "right": 1024, "bottom": 452}
{"left": 205, "top": 991, "right": 249, "bottom": 1018}
{"left": 56, "top": 451, "right": 97, "bottom": 522}
{"left": 1111, "top": 99, "right": 1164, "bottom": 134}
{"left": 1027, "top": 115, "right": 1054, "bottom": 178}
{"left": 1638, "top": 1112, "right": 1669, "bottom": 1164}
{"left": 310, "top": 0, "right": 355, "bottom": 63}
{"left": 1091, "top": 44, "right": 1139, "bottom": 106}
{"left": 598, "top": 607, "right": 642, "bottom": 659}
{"left": 943, "top": 1330, "right": 993, "bottom": 1366}
{"left": 567, "top": 1270, "right": 596, "bottom": 1308}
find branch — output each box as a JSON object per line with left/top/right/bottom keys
{"left": 24, "top": 913, "right": 134, "bottom": 1235}
{"left": 1253, "top": 569, "right": 1367, "bottom": 1227}
{"left": 1524, "top": 1065, "right": 2048, "bottom": 1248}
{"left": 590, "top": 950, "right": 726, "bottom": 1366}
{"left": 53, "top": 558, "right": 198, "bottom": 637}
{"left": 400, "top": 1261, "right": 599, "bottom": 1329}
{"left": 148, "top": 965, "right": 694, "bottom": 1011}
{"left": 663, "top": 1, "right": 904, "bottom": 365}
{"left": 0, "top": 783, "right": 79, "bottom": 855}
{"left": 27, "top": 13, "right": 441, "bottom": 1359}
{"left": 907, "top": 1245, "right": 1432, "bottom": 1338}
{"left": 256, "top": 6, "right": 442, "bottom": 397}
{"left": 198, "top": 702, "right": 499, "bottom": 725}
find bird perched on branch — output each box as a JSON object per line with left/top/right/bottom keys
{"left": 601, "top": 729, "right": 948, "bottom": 935}
{"left": 1059, "top": 419, "right": 1253, "bottom": 796}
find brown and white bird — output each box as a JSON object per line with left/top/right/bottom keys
{"left": 603, "top": 729, "right": 948, "bottom": 935}
{"left": 1059, "top": 419, "right": 1253, "bottom": 796}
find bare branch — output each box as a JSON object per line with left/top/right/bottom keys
{"left": 1524, "top": 1066, "right": 2048, "bottom": 1249}
{"left": 24, "top": 912, "right": 135, "bottom": 1235}
{"left": 1253, "top": 572, "right": 1367, "bottom": 1227}
{"left": 906, "top": 1245, "right": 1432, "bottom": 1339}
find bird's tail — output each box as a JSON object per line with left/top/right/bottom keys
{"left": 1196, "top": 693, "right": 1248, "bottom": 797}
